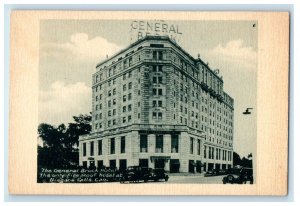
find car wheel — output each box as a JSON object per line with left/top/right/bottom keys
{"left": 227, "top": 175, "right": 234, "bottom": 184}
{"left": 165, "top": 176, "right": 169, "bottom": 182}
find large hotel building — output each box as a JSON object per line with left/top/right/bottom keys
{"left": 79, "top": 36, "right": 234, "bottom": 173}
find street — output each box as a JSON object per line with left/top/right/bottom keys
{"left": 166, "top": 174, "right": 226, "bottom": 184}
{"left": 120, "top": 174, "right": 227, "bottom": 184}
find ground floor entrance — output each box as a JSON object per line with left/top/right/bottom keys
{"left": 154, "top": 159, "right": 165, "bottom": 169}
{"left": 170, "top": 159, "right": 180, "bottom": 173}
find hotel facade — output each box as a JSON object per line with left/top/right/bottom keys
{"left": 79, "top": 36, "right": 234, "bottom": 173}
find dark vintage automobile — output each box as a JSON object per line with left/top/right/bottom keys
{"left": 120, "top": 166, "right": 149, "bottom": 183}
{"left": 120, "top": 166, "right": 169, "bottom": 183}
{"left": 145, "top": 168, "right": 169, "bottom": 182}
{"left": 222, "top": 167, "right": 253, "bottom": 184}
{"left": 204, "top": 169, "right": 217, "bottom": 177}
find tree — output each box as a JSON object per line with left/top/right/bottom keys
{"left": 233, "top": 151, "right": 253, "bottom": 168}
{"left": 233, "top": 151, "right": 242, "bottom": 166}
{"left": 65, "top": 114, "right": 92, "bottom": 148}
{"left": 37, "top": 113, "right": 92, "bottom": 169}
{"left": 38, "top": 123, "right": 67, "bottom": 148}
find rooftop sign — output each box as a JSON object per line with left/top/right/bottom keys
{"left": 129, "top": 20, "right": 182, "bottom": 44}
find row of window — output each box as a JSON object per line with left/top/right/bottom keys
{"left": 94, "top": 114, "right": 134, "bottom": 129}
{"left": 190, "top": 137, "right": 202, "bottom": 155}
{"left": 139, "top": 134, "right": 179, "bottom": 153}
{"left": 203, "top": 145, "right": 232, "bottom": 161}
{"left": 82, "top": 136, "right": 126, "bottom": 157}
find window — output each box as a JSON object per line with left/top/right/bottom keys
{"left": 158, "top": 76, "right": 163, "bottom": 83}
{"left": 123, "top": 95, "right": 126, "bottom": 102}
{"left": 128, "top": 104, "right": 132, "bottom": 112}
{"left": 83, "top": 143, "right": 86, "bottom": 156}
{"left": 123, "top": 106, "right": 126, "bottom": 113}
{"left": 90, "top": 141, "right": 94, "bottom": 156}
{"left": 155, "top": 135, "right": 163, "bottom": 153}
{"left": 152, "top": 112, "right": 157, "bottom": 119}
{"left": 128, "top": 115, "right": 132, "bottom": 122}
{"left": 108, "top": 68, "right": 112, "bottom": 77}
{"left": 204, "top": 146, "right": 207, "bottom": 158}
{"left": 153, "top": 77, "right": 157, "bottom": 83}
{"left": 158, "top": 51, "right": 163, "bottom": 60}
{"left": 153, "top": 100, "right": 157, "bottom": 107}
{"left": 158, "top": 89, "right": 162, "bottom": 95}
{"left": 153, "top": 65, "right": 163, "bottom": 72}
{"left": 110, "top": 160, "right": 116, "bottom": 169}
{"left": 108, "top": 110, "right": 111, "bottom": 116}
{"left": 108, "top": 90, "right": 111, "bottom": 96}
{"left": 113, "top": 119, "right": 116, "bottom": 125}
{"left": 123, "top": 117, "right": 126, "bottom": 123}
{"left": 123, "top": 84, "right": 126, "bottom": 91}
{"left": 108, "top": 100, "right": 111, "bottom": 107}
{"left": 158, "top": 112, "right": 162, "bottom": 120}
{"left": 98, "top": 140, "right": 102, "bottom": 155}
{"left": 153, "top": 51, "right": 157, "bottom": 59}
{"left": 108, "top": 120, "right": 111, "bottom": 127}
{"left": 171, "top": 134, "right": 179, "bottom": 153}
{"left": 121, "top": 136, "right": 125, "bottom": 153}
{"left": 110, "top": 138, "right": 115, "bottom": 154}
{"left": 153, "top": 88, "right": 157, "bottom": 95}
{"left": 158, "top": 65, "right": 162, "bottom": 72}
{"left": 197, "top": 139, "right": 201, "bottom": 155}
{"left": 128, "top": 93, "right": 132, "bottom": 100}
{"left": 128, "top": 82, "right": 132, "bottom": 89}
{"left": 82, "top": 161, "right": 87, "bottom": 168}
{"left": 113, "top": 99, "right": 116, "bottom": 105}
{"left": 129, "top": 57, "right": 132, "bottom": 66}
{"left": 158, "top": 100, "right": 162, "bottom": 107}
{"left": 190, "top": 137, "right": 194, "bottom": 154}
{"left": 140, "top": 135, "right": 148, "bottom": 152}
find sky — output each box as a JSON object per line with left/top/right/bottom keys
{"left": 39, "top": 20, "right": 257, "bottom": 158}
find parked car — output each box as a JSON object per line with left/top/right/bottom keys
{"left": 222, "top": 167, "right": 253, "bottom": 184}
{"left": 204, "top": 169, "right": 217, "bottom": 177}
{"left": 120, "top": 166, "right": 151, "bottom": 183}
{"left": 217, "top": 169, "right": 227, "bottom": 175}
{"left": 146, "top": 168, "right": 169, "bottom": 182}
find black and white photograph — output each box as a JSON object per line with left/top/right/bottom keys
{"left": 37, "top": 19, "right": 257, "bottom": 184}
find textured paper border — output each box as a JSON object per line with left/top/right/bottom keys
{"left": 9, "top": 11, "right": 289, "bottom": 195}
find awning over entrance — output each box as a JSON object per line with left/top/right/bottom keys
{"left": 150, "top": 156, "right": 171, "bottom": 161}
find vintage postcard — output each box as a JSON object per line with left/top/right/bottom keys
{"left": 9, "top": 11, "right": 289, "bottom": 195}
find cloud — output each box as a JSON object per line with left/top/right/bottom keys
{"left": 210, "top": 39, "right": 257, "bottom": 69}
{"left": 41, "top": 33, "right": 123, "bottom": 64}
{"left": 39, "top": 81, "right": 92, "bottom": 125}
